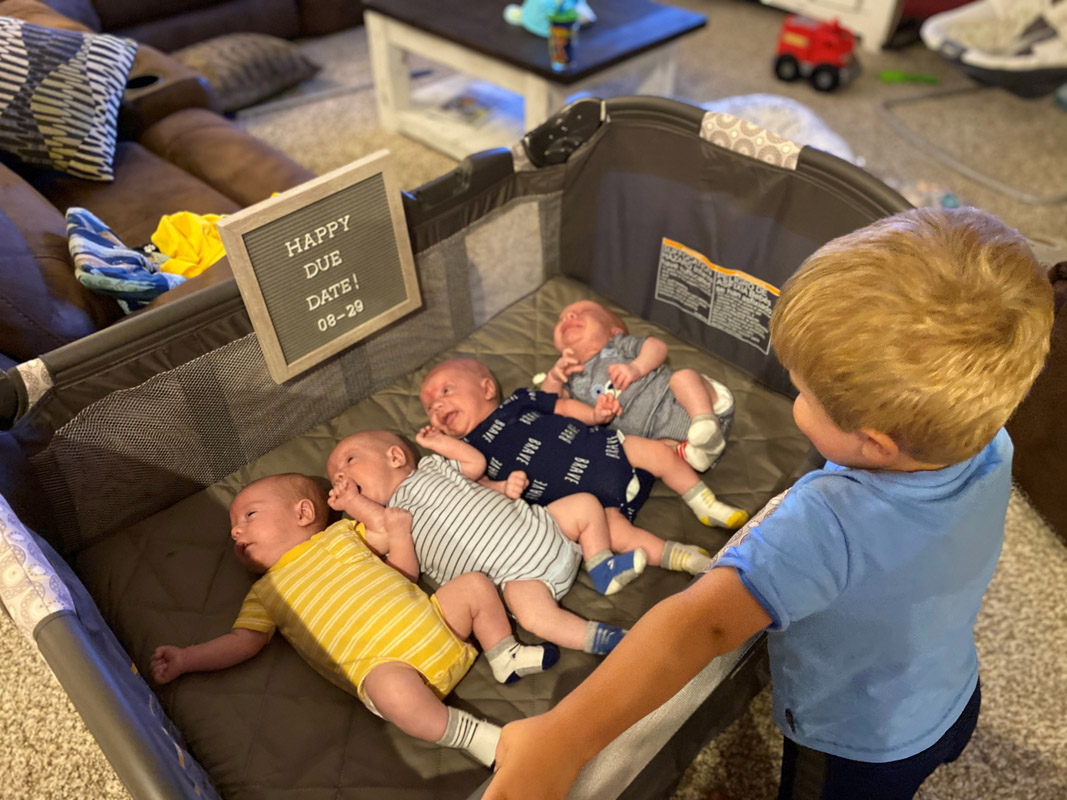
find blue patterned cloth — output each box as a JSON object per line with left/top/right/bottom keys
{"left": 66, "top": 207, "right": 184, "bottom": 314}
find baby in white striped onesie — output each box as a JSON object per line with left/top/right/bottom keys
{"left": 327, "top": 428, "right": 646, "bottom": 656}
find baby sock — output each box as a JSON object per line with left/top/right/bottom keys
{"left": 676, "top": 440, "right": 712, "bottom": 472}
{"left": 486, "top": 634, "right": 560, "bottom": 684}
{"left": 688, "top": 413, "right": 726, "bottom": 457}
{"left": 585, "top": 548, "right": 648, "bottom": 595}
{"left": 682, "top": 483, "right": 749, "bottom": 529}
{"left": 661, "top": 541, "right": 712, "bottom": 575}
{"left": 437, "top": 707, "right": 501, "bottom": 768}
{"left": 585, "top": 621, "right": 626, "bottom": 655}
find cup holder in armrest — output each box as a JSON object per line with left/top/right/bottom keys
{"left": 125, "top": 74, "right": 162, "bottom": 91}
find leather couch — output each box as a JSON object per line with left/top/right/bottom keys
{"left": 0, "top": 0, "right": 320, "bottom": 370}
{"left": 44, "top": 0, "right": 364, "bottom": 52}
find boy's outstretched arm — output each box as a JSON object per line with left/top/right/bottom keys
{"left": 416, "top": 425, "right": 487, "bottom": 480}
{"left": 151, "top": 628, "right": 269, "bottom": 685}
{"left": 483, "top": 566, "right": 771, "bottom": 800}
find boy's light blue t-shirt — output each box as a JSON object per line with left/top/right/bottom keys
{"left": 715, "top": 428, "right": 1012, "bottom": 763}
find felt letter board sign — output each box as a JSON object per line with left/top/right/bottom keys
{"left": 217, "top": 151, "right": 421, "bottom": 383}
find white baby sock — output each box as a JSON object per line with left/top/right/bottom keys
{"left": 485, "top": 634, "right": 560, "bottom": 684}
{"left": 661, "top": 541, "right": 712, "bottom": 574}
{"left": 682, "top": 483, "right": 749, "bottom": 529}
{"left": 437, "top": 707, "right": 501, "bottom": 767}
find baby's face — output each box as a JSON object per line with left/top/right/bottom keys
{"left": 229, "top": 484, "right": 296, "bottom": 572}
{"left": 327, "top": 436, "right": 392, "bottom": 505}
{"left": 420, "top": 365, "right": 496, "bottom": 437}
{"left": 553, "top": 301, "right": 617, "bottom": 359}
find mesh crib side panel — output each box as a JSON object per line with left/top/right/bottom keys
{"left": 30, "top": 246, "right": 475, "bottom": 555}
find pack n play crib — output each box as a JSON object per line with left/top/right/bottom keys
{"left": 0, "top": 96, "right": 909, "bottom": 800}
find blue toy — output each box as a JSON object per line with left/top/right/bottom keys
{"left": 503, "top": 0, "right": 595, "bottom": 38}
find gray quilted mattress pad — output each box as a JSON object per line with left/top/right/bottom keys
{"left": 74, "top": 276, "right": 810, "bottom": 800}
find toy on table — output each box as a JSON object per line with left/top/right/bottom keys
{"left": 503, "top": 0, "right": 596, "bottom": 38}
{"left": 773, "top": 14, "right": 859, "bottom": 92}
{"left": 879, "top": 69, "right": 940, "bottom": 84}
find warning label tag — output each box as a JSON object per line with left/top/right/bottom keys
{"left": 654, "top": 238, "right": 780, "bottom": 354}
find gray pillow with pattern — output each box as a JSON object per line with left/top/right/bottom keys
{"left": 0, "top": 17, "right": 137, "bottom": 181}
{"left": 172, "top": 33, "right": 320, "bottom": 114}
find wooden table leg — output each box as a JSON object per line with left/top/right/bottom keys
{"left": 366, "top": 11, "right": 411, "bottom": 132}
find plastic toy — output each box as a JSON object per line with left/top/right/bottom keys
{"left": 504, "top": 0, "right": 596, "bottom": 38}
{"left": 773, "top": 14, "right": 858, "bottom": 92}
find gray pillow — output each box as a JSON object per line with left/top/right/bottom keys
{"left": 0, "top": 17, "right": 137, "bottom": 180}
{"left": 172, "top": 33, "right": 320, "bottom": 114}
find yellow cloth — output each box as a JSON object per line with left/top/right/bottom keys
{"left": 152, "top": 212, "right": 225, "bottom": 278}
{"left": 233, "top": 519, "right": 477, "bottom": 703}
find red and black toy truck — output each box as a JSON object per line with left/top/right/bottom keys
{"left": 774, "top": 14, "right": 859, "bottom": 92}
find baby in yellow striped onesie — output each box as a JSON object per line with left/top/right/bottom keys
{"left": 150, "top": 473, "right": 557, "bottom": 767}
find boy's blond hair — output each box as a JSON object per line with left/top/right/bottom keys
{"left": 770, "top": 207, "right": 1054, "bottom": 464}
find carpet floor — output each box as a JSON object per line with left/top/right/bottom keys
{"left": 3, "top": 1, "right": 1065, "bottom": 797}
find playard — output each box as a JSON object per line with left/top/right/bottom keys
{"left": 0, "top": 95, "right": 911, "bottom": 799}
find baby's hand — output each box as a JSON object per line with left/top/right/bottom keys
{"left": 151, "top": 645, "right": 185, "bottom": 685}
{"left": 593, "top": 392, "right": 621, "bottom": 424}
{"left": 607, "top": 362, "right": 641, "bottom": 391}
{"left": 504, "top": 470, "right": 530, "bottom": 499}
{"left": 415, "top": 425, "right": 442, "bottom": 449}
{"left": 549, "top": 349, "right": 584, "bottom": 384}
{"left": 328, "top": 474, "right": 359, "bottom": 511}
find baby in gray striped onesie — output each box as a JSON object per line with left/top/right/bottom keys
{"left": 543, "top": 299, "right": 735, "bottom": 473}
{"left": 326, "top": 428, "right": 640, "bottom": 656}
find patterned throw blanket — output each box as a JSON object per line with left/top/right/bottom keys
{"left": 66, "top": 207, "right": 185, "bottom": 314}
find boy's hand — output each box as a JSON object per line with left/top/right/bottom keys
{"left": 549, "top": 349, "right": 584, "bottom": 384}
{"left": 485, "top": 714, "right": 583, "bottom": 799}
{"left": 328, "top": 473, "right": 360, "bottom": 511}
{"left": 151, "top": 645, "right": 185, "bottom": 685}
{"left": 504, "top": 470, "right": 530, "bottom": 499}
{"left": 607, "top": 362, "right": 642, "bottom": 392}
{"left": 415, "top": 425, "right": 442, "bottom": 449}
{"left": 592, "top": 392, "right": 621, "bottom": 424}
{"left": 382, "top": 507, "right": 413, "bottom": 536}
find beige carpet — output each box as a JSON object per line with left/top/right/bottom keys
{"left": 3, "top": 2, "right": 1066, "bottom": 797}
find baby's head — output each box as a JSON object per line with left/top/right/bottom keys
{"left": 326, "top": 430, "right": 418, "bottom": 504}
{"left": 553, "top": 300, "right": 627, "bottom": 362}
{"left": 770, "top": 206, "right": 1054, "bottom": 467}
{"left": 420, "top": 358, "right": 501, "bottom": 437}
{"left": 229, "top": 473, "right": 330, "bottom": 573}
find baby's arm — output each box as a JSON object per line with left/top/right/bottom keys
{"left": 416, "top": 425, "right": 487, "bottom": 481}
{"left": 554, "top": 393, "right": 621, "bottom": 426}
{"left": 151, "top": 628, "right": 269, "bottom": 685}
{"left": 542, "top": 348, "right": 583, "bottom": 395}
{"left": 607, "top": 336, "right": 668, "bottom": 391}
{"left": 378, "top": 507, "right": 419, "bottom": 582}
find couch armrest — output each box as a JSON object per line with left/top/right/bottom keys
{"left": 118, "top": 44, "right": 219, "bottom": 138}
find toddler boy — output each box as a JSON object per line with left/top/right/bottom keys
{"left": 483, "top": 207, "right": 1055, "bottom": 799}
{"left": 151, "top": 473, "right": 558, "bottom": 767}
{"left": 544, "top": 299, "right": 736, "bottom": 471}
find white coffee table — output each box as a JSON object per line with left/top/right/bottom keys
{"left": 364, "top": 0, "right": 706, "bottom": 160}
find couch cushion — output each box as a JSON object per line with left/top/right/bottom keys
{"left": 40, "top": 0, "right": 99, "bottom": 30}
{"left": 0, "top": 18, "right": 137, "bottom": 180}
{"left": 0, "top": 0, "right": 93, "bottom": 32}
{"left": 172, "top": 33, "right": 319, "bottom": 113}
{"left": 0, "top": 172, "right": 120, "bottom": 362}
{"left": 139, "top": 108, "right": 316, "bottom": 208}
{"left": 30, "top": 140, "right": 242, "bottom": 248}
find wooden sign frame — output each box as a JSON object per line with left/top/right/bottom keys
{"left": 217, "top": 150, "right": 421, "bottom": 383}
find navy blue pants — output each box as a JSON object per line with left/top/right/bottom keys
{"left": 778, "top": 680, "right": 982, "bottom": 800}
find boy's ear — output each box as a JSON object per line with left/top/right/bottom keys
{"left": 294, "top": 497, "right": 318, "bottom": 527}
{"left": 858, "top": 428, "right": 900, "bottom": 466}
{"left": 480, "top": 377, "right": 497, "bottom": 400}
{"left": 386, "top": 444, "right": 408, "bottom": 468}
